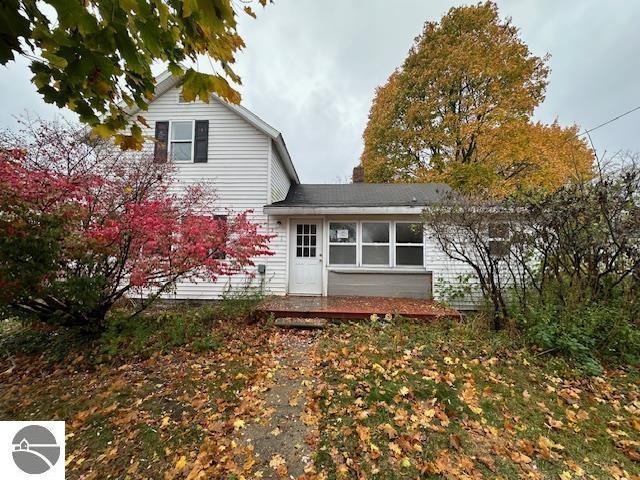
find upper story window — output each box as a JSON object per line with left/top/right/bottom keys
{"left": 154, "top": 120, "right": 208, "bottom": 164}
{"left": 170, "top": 121, "right": 194, "bottom": 162}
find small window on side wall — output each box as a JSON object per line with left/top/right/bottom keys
{"left": 395, "top": 222, "right": 424, "bottom": 266}
{"left": 488, "top": 222, "right": 510, "bottom": 258}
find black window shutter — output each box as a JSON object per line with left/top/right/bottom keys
{"left": 154, "top": 121, "right": 169, "bottom": 163}
{"left": 194, "top": 120, "right": 209, "bottom": 163}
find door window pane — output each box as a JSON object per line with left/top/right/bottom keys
{"left": 329, "top": 245, "right": 356, "bottom": 265}
{"left": 329, "top": 223, "right": 356, "bottom": 243}
{"left": 362, "top": 245, "right": 389, "bottom": 265}
{"left": 396, "top": 223, "right": 423, "bottom": 243}
{"left": 296, "top": 224, "right": 317, "bottom": 258}
{"left": 362, "top": 222, "right": 389, "bottom": 243}
{"left": 396, "top": 246, "right": 423, "bottom": 266}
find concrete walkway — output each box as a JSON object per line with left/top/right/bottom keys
{"left": 235, "top": 330, "right": 319, "bottom": 479}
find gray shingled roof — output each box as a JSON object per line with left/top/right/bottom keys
{"left": 269, "top": 183, "right": 454, "bottom": 207}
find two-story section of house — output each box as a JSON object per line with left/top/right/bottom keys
{"left": 135, "top": 71, "right": 478, "bottom": 309}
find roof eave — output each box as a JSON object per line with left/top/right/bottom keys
{"left": 263, "top": 205, "right": 428, "bottom": 215}
{"left": 273, "top": 135, "right": 300, "bottom": 184}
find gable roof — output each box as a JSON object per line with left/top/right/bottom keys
{"left": 131, "top": 70, "right": 300, "bottom": 184}
{"left": 266, "top": 183, "right": 453, "bottom": 212}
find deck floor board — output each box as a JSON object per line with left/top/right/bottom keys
{"left": 257, "top": 295, "right": 460, "bottom": 320}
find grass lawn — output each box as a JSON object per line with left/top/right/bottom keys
{"left": 0, "top": 301, "right": 278, "bottom": 479}
{"left": 311, "top": 319, "right": 639, "bottom": 480}
{"left": 1, "top": 306, "right": 638, "bottom": 479}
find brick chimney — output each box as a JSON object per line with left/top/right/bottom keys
{"left": 352, "top": 165, "right": 365, "bottom": 183}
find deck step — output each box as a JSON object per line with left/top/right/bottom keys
{"left": 274, "top": 317, "right": 328, "bottom": 329}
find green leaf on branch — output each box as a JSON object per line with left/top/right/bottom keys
{"left": 2, "top": 0, "right": 264, "bottom": 148}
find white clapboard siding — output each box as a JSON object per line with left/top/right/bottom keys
{"left": 270, "top": 146, "right": 291, "bottom": 203}
{"left": 139, "top": 86, "right": 290, "bottom": 298}
{"left": 424, "top": 228, "right": 484, "bottom": 310}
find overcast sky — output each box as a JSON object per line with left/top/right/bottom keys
{"left": 1, "top": 0, "right": 639, "bottom": 183}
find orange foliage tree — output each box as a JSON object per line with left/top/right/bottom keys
{"left": 361, "top": 1, "right": 594, "bottom": 196}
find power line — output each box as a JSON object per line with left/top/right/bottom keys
{"left": 530, "top": 103, "right": 640, "bottom": 162}
{"left": 579, "top": 105, "right": 640, "bottom": 136}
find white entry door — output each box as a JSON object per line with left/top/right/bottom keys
{"left": 289, "top": 221, "right": 323, "bottom": 295}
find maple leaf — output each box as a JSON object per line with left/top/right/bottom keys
{"left": 448, "top": 434, "right": 462, "bottom": 451}
{"left": 378, "top": 423, "right": 398, "bottom": 439}
{"left": 174, "top": 455, "right": 187, "bottom": 470}
{"left": 388, "top": 442, "right": 402, "bottom": 456}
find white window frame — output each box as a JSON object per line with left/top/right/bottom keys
{"left": 360, "top": 221, "right": 391, "bottom": 267}
{"left": 394, "top": 221, "right": 424, "bottom": 267}
{"left": 168, "top": 120, "right": 195, "bottom": 163}
{"left": 328, "top": 221, "right": 358, "bottom": 266}
{"left": 488, "top": 222, "right": 510, "bottom": 258}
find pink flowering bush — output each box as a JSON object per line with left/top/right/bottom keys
{"left": 0, "top": 120, "right": 272, "bottom": 330}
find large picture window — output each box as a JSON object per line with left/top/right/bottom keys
{"left": 395, "top": 222, "right": 424, "bottom": 266}
{"left": 327, "top": 221, "right": 425, "bottom": 268}
{"left": 361, "top": 222, "right": 390, "bottom": 265}
{"left": 170, "top": 121, "right": 194, "bottom": 162}
{"left": 329, "top": 222, "right": 357, "bottom": 265}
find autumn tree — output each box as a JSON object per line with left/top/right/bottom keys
{"left": 0, "top": 121, "right": 273, "bottom": 331}
{"left": 0, "top": 0, "right": 268, "bottom": 148}
{"left": 361, "top": 1, "right": 594, "bottom": 196}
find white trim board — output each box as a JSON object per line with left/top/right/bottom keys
{"left": 264, "top": 206, "right": 427, "bottom": 215}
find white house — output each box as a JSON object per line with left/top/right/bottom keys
{"left": 135, "top": 72, "right": 476, "bottom": 309}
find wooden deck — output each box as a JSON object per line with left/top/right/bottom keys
{"left": 257, "top": 295, "right": 460, "bottom": 321}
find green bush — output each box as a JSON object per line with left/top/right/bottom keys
{"left": 517, "top": 300, "right": 640, "bottom": 375}
{"left": 100, "top": 307, "right": 215, "bottom": 358}
{"left": 0, "top": 319, "right": 96, "bottom": 364}
{"left": 1, "top": 297, "right": 260, "bottom": 366}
